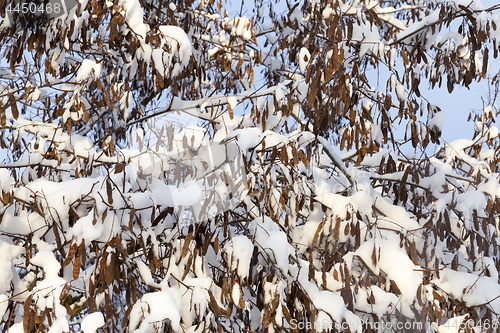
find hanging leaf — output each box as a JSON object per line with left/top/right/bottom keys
{"left": 73, "top": 248, "right": 81, "bottom": 280}
{"left": 8, "top": 94, "right": 18, "bottom": 120}
{"left": 64, "top": 241, "right": 79, "bottom": 267}
{"left": 182, "top": 233, "right": 193, "bottom": 258}
{"left": 23, "top": 294, "right": 35, "bottom": 333}
{"left": 106, "top": 178, "right": 113, "bottom": 204}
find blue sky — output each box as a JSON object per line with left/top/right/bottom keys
{"left": 415, "top": 0, "right": 500, "bottom": 144}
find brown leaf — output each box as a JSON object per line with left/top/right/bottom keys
{"left": 214, "top": 235, "right": 219, "bottom": 253}
{"left": 447, "top": 75, "right": 454, "bottom": 93}
{"left": 231, "top": 280, "right": 245, "bottom": 309}
{"left": 202, "top": 230, "right": 214, "bottom": 256}
{"left": 410, "top": 241, "right": 418, "bottom": 265}
{"left": 282, "top": 304, "right": 292, "bottom": 324}
{"left": 182, "top": 233, "right": 193, "bottom": 258}
{"left": 355, "top": 221, "right": 360, "bottom": 248}
{"left": 390, "top": 280, "right": 401, "bottom": 295}
{"left": 384, "top": 94, "right": 392, "bottom": 110}
{"left": 0, "top": 104, "right": 6, "bottom": 126}
{"left": 221, "top": 276, "right": 230, "bottom": 302}
{"left": 182, "top": 253, "right": 193, "bottom": 280}
{"left": 166, "top": 125, "right": 174, "bottom": 151}
{"left": 131, "top": 276, "right": 137, "bottom": 302}
{"left": 311, "top": 219, "right": 324, "bottom": 247}
{"left": 63, "top": 241, "right": 78, "bottom": 267}
{"left": 371, "top": 244, "right": 377, "bottom": 267}
{"left": 416, "top": 285, "right": 423, "bottom": 306}
{"left": 307, "top": 70, "right": 321, "bottom": 107}
{"left": 89, "top": 275, "right": 95, "bottom": 297}
{"left": 182, "top": 134, "right": 188, "bottom": 150}
{"left": 369, "top": 290, "right": 375, "bottom": 304}
{"left": 207, "top": 289, "right": 222, "bottom": 317}
{"left": 433, "top": 290, "right": 442, "bottom": 302}
{"left": 483, "top": 48, "right": 490, "bottom": 75}
{"left": 262, "top": 306, "right": 271, "bottom": 328}
{"left": 298, "top": 149, "right": 309, "bottom": 168}
{"left": 333, "top": 217, "right": 341, "bottom": 241}
{"left": 344, "top": 222, "right": 350, "bottom": 235}
{"left": 121, "top": 304, "right": 134, "bottom": 329}
{"left": 128, "top": 208, "right": 135, "bottom": 231}
{"left": 105, "top": 252, "right": 115, "bottom": 285}
{"left": 106, "top": 179, "right": 113, "bottom": 204}
{"left": 280, "top": 145, "right": 289, "bottom": 165}
{"left": 8, "top": 94, "right": 18, "bottom": 120}
{"left": 23, "top": 294, "right": 35, "bottom": 333}
{"left": 73, "top": 248, "right": 81, "bottom": 280}
{"left": 152, "top": 207, "right": 170, "bottom": 227}
{"left": 114, "top": 162, "right": 126, "bottom": 174}
{"left": 59, "top": 283, "right": 71, "bottom": 302}
{"left": 291, "top": 147, "right": 299, "bottom": 165}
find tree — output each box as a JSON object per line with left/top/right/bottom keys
{"left": 1, "top": 0, "right": 500, "bottom": 332}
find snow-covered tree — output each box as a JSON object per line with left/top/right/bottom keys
{"left": 1, "top": 0, "right": 500, "bottom": 332}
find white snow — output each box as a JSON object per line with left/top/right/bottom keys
{"left": 30, "top": 251, "right": 61, "bottom": 278}
{"left": 429, "top": 111, "right": 444, "bottom": 132}
{"left": 80, "top": 312, "right": 105, "bottom": 333}
{"left": 0, "top": 240, "right": 23, "bottom": 294}
{"left": 129, "top": 289, "right": 182, "bottom": 333}
{"left": 75, "top": 59, "right": 101, "bottom": 82}
{"left": 119, "top": 0, "right": 148, "bottom": 41}
{"left": 226, "top": 17, "right": 253, "bottom": 40}
{"left": 298, "top": 47, "right": 311, "bottom": 72}
{"left": 159, "top": 26, "right": 192, "bottom": 67}
{"left": 261, "top": 231, "right": 289, "bottom": 272}
{"left": 225, "top": 235, "right": 254, "bottom": 279}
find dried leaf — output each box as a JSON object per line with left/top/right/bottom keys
{"left": 114, "top": 162, "right": 126, "bottom": 174}
{"left": 128, "top": 208, "right": 135, "bottom": 231}
{"left": 23, "top": 294, "right": 35, "bottom": 333}
{"left": 0, "top": 104, "right": 6, "bottom": 126}
{"left": 182, "top": 233, "right": 193, "bottom": 258}
{"left": 155, "top": 126, "right": 164, "bottom": 152}
{"left": 152, "top": 207, "right": 170, "bottom": 227}
{"left": 311, "top": 219, "right": 324, "bottom": 247}
{"left": 384, "top": 94, "right": 392, "bottom": 110}
{"left": 208, "top": 289, "right": 222, "bottom": 317}
{"left": 333, "top": 217, "right": 341, "bottom": 241}
{"left": 483, "top": 45, "right": 489, "bottom": 75}
{"left": 291, "top": 147, "right": 299, "bottom": 165}
{"left": 390, "top": 280, "right": 401, "bottom": 295}
{"left": 64, "top": 241, "right": 78, "bottom": 267}
{"left": 105, "top": 252, "right": 115, "bottom": 285}
{"left": 416, "top": 285, "right": 423, "bottom": 306}
{"left": 231, "top": 280, "right": 245, "bottom": 309}
{"left": 280, "top": 145, "right": 288, "bottom": 165}
{"left": 106, "top": 178, "right": 113, "bottom": 204}
{"left": 214, "top": 235, "right": 219, "bottom": 253}
{"left": 282, "top": 304, "right": 292, "bottom": 324}
{"left": 410, "top": 241, "right": 418, "bottom": 265}
{"left": 371, "top": 244, "right": 377, "bottom": 267}
{"left": 8, "top": 94, "right": 18, "bottom": 120}
{"left": 121, "top": 304, "right": 134, "bottom": 329}
{"left": 262, "top": 306, "right": 271, "bottom": 328}
{"left": 73, "top": 248, "right": 81, "bottom": 280}
{"left": 59, "top": 283, "right": 71, "bottom": 301}
{"left": 307, "top": 70, "right": 321, "bottom": 107}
